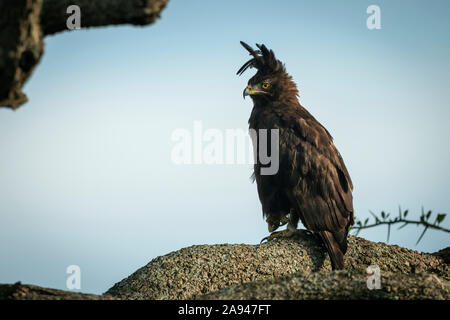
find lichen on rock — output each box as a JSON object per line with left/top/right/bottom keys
{"left": 1, "top": 233, "right": 448, "bottom": 300}
{"left": 105, "top": 234, "right": 449, "bottom": 300}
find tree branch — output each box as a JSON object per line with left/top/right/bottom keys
{"left": 41, "top": 0, "right": 169, "bottom": 36}
{"left": 0, "top": 0, "right": 169, "bottom": 110}
{"left": 352, "top": 219, "right": 450, "bottom": 233}
{"left": 351, "top": 207, "right": 448, "bottom": 244}
{"left": 0, "top": 0, "right": 45, "bottom": 110}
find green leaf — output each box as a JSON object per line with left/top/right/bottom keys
{"left": 426, "top": 210, "right": 432, "bottom": 220}
{"left": 436, "top": 213, "right": 446, "bottom": 224}
{"left": 364, "top": 218, "right": 369, "bottom": 226}
{"left": 404, "top": 210, "right": 408, "bottom": 217}
{"left": 381, "top": 211, "right": 385, "bottom": 219}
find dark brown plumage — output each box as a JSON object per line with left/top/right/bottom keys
{"left": 238, "top": 41, "right": 354, "bottom": 269}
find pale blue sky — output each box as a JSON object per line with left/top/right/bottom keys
{"left": 0, "top": 0, "right": 449, "bottom": 294}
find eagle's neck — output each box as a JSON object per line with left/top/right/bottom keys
{"left": 276, "top": 73, "right": 300, "bottom": 105}
{"left": 248, "top": 73, "right": 301, "bottom": 130}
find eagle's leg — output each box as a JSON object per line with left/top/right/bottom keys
{"left": 261, "top": 210, "right": 312, "bottom": 242}
{"left": 265, "top": 212, "right": 289, "bottom": 233}
{"left": 279, "top": 215, "right": 290, "bottom": 226}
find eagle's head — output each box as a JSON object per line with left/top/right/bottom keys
{"left": 237, "top": 41, "right": 298, "bottom": 102}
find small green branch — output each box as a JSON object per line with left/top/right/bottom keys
{"left": 351, "top": 206, "right": 448, "bottom": 245}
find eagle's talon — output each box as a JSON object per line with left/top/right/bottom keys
{"left": 262, "top": 228, "right": 314, "bottom": 243}
{"left": 263, "top": 229, "right": 294, "bottom": 242}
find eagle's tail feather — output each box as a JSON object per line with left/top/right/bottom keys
{"left": 319, "top": 230, "right": 347, "bottom": 270}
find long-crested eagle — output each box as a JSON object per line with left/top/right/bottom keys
{"left": 237, "top": 41, "right": 354, "bottom": 270}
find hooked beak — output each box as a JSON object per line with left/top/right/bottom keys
{"left": 243, "top": 85, "right": 252, "bottom": 99}
{"left": 243, "top": 84, "right": 268, "bottom": 99}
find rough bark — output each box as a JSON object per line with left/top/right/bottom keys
{"left": 0, "top": 0, "right": 169, "bottom": 110}
{"left": 0, "top": 0, "right": 44, "bottom": 110}
{"left": 41, "top": 0, "right": 169, "bottom": 36}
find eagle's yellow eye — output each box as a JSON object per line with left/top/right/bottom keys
{"left": 261, "top": 83, "right": 269, "bottom": 90}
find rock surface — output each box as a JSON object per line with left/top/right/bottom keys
{"left": 1, "top": 234, "right": 449, "bottom": 300}
{"left": 105, "top": 234, "right": 449, "bottom": 300}
{"left": 199, "top": 270, "right": 449, "bottom": 300}
{"left": 0, "top": 282, "right": 115, "bottom": 300}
